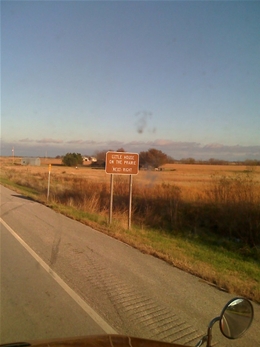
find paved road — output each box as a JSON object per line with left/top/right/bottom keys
{"left": 1, "top": 185, "right": 259, "bottom": 346}
{"left": 1, "top": 224, "right": 108, "bottom": 343}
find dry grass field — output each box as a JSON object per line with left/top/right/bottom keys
{"left": 1, "top": 155, "right": 260, "bottom": 244}
{"left": 1, "top": 156, "right": 260, "bottom": 205}
{"left": 1, "top": 156, "right": 260, "bottom": 302}
{"left": 2, "top": 156, "right": 259, "bottom": 194}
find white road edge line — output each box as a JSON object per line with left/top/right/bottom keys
{"left": 0, "top": 217, "right": 117, "bottom": 335}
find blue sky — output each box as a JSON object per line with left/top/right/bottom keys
{"left": 1, "top": 0, "right": 260, "bottom": 160}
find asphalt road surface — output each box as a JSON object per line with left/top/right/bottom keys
{"left": 1, "top": 185, "right": 259, "bottom": 346}
{"left": 1, "top": 223, "right": 109, "bottom": 343}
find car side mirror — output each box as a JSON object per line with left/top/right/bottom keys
{"left": 219, "top": 297, "right": 254, "bottom": 339}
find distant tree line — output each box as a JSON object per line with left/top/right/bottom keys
{"left": 179, "top": 158, "right": 260, "bottom": 166}
{"left": 60, "top": 150, "right": 260, "bottom": 168}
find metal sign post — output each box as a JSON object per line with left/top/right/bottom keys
{"left": 106, "top": 152, "right": 139, "bottom": 229}
{"left": 109, "top": 174, "right": 114, "bottom": 224}
{"left": 128, "top": 175, "right": 133, "bottom": 229}
{"left": 47, "top": 164, "right": 51, "bottom": 202}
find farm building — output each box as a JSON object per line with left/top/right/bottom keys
{"left": 21, "top": 157, "right": 41, "bottom": 166}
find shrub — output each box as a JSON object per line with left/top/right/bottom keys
{"left": 62, "top": 153, "right": 83, "bottom": 167}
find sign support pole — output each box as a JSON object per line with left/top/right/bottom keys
{"left": 109, "top": 174, "right": 114, "bottom": 224}
{"left": 47, "top": 164, "right": 51, "bottom": 202}
{"left": 128, "top": 175, "right": 133, "bottom": 230}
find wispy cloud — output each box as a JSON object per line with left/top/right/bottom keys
{"left": 36, "top": 138, "right": 64, "bottom": 144}
{"left": 66, "top": 140, "right": 105, "bottom": 145}
{"left": 66, "top": 140, "right": 86, "bottom": 144}
{"left": 147, "top": 140, "right": 201, "bottom": 149}
{"left": 203, "top": 143, "right": 224, "bottom": 149}
{"left": 19, "top": 138, "right": 64, "bottom": 144}
{"left": 106, "top": 140, "right": 125, "bottom": 148}
{"left": 1, "top": 138, "right": 260, "bottom": 160}
{"left": 19, "top": 138, "right": 34, "bottom": 143}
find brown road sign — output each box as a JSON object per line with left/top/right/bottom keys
{"left": 106, "top": 151, "right": 139, "bottom": 175}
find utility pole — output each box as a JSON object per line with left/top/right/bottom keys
{"left": 12, "top": 147, "right": 14, "bottom": 164}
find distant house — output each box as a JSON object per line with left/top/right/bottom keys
{"left": 83, "top": 156, "right": 97, "bottom": 162}
{"left": 21, "top": 157, "right": 41, "bottom": 166}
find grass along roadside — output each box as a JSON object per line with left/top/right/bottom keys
{"left": 1, "top": 177, "right": 259, "bottom": 303}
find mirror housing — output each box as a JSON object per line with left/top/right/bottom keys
{"left": 219, "top": 297, "right": 254, "bottom": 339}
{"left": 195, "top": 297, "right": 254, "bottom": 347}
